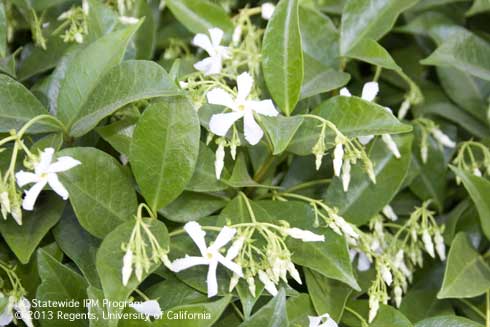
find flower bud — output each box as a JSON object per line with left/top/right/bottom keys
{"left": 398, "top": 99, "right": 410, "bottom": 120}
{"left": 380, "top": 264, "right": 392, "bottom": 286}
{"left": 229, "top": 273, "right": 240, "bottom": 292}
{"left": 287, "top": 261, "right": 302, "bottom": 284}
{"left": 368, "top": 296, "right": 379, "bottom": 323}
{"left": 333, "top": 144, "right": 344, "bottom": 176}
{"left": 122, "top": 248, "right": 133, "bottom": 286}
{"left": 247, "top": 276, "right": 256, "bottom": 297}
{"left": 420, "top": 144, "right": 428, "bottom": 163}
{"left": 382, "top": 205, "right": 398, "bottom": 221}
{"left": 342, "top": 160, "right": 351, "bottom": 192}
{"left": 232, "top": 26, "right": 242, "bottom": 46}
{"left": 261, "top": 3, "right": 275, "bottom": 20}
{"left": 214, "top": 142, "right": 225, "bottom": 180}
{"left": 394, "top": 286, "right": 403, "bottom": 308}
{"left": 381, "top": 134, "right": 401, "bottom": 158}
{"left": 422, "top": 230, "right": 435, "bottom": 258}
{"left": 285, "top": 228, "right": 325, "bottom": 242}
{"left": 434, "top": 231, "right": 446, "bottom": 261}
{"left": 431, "top": 128, "right": 456, "bottom": 148}
{"left": 258, "top": 270, "right": 278, "bottom": 296}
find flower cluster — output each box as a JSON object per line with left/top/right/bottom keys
{"left": 169, "top": 217, "right": 324, "bottom": 298}
{"left": 57, "top": 0, "right": 89, "bottom": 44}
{"left": 0, "top": 263, "right": 33, "bottom": 327}
{"left": 121, "top": 205, "right": 171, "bottom": 286}
{"left": 452, "top": 140, "right": 490, "bottom": 181}
{"left": 415, "top": 118, "right": 456, "bottom": 163}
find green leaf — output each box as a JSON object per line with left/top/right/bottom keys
{"left": 346, "top": 38, "right": 401, "bottom": 71}
{"left": 262, "top": 0, "right": 303, "bottom": 115}
{"left": 133, "top": 0, "right": 157, "bottom": 60}
{"left": 421, "top": 31, "right": 490, "bottom": 81}
{"left": 53, "top": 208, "right": 101, "bottom": 287}
{"left": 0, "top": 192, "right": 64, "bottom": 264}
{"left": 288, "top": 96, "right": 412, "bottom": 155}
{"left": 57, "top": 23, "right": 141, "bottom": 128}
{"left": 96, "top": 219, "right": 169, "bottom": 326}
{"left": 399, "top": 288, "right": 453, "bottom": 323}
{"left": 160, "top": 192, "right": 226, "bottom": 222}
{"left": 0, "top": 1, "right": 6, "bottom": 58}
{"left": 438, "top": 232, "right": 490, "bottom": 299}
{"left": 96, "top": 115, "right": 138, "bottom": 156}
{"left": 153, "top": 295, "right": 231, "bottom": 327}
{"left": 70, "top": 60, "right": 180, "bottom": 137}
{"left": 451, "top": 166, "right": 490, "bottom": 240}
{"left": 286, "top": 294, "right": 316, "bottom": 326}
{"left": 342, "top": 300, "right": 413, "bottom": 327}
{"left": 340, "top": 0, "right": 419, "bottom": 54}
{"left": 301, "top": 68, "right": 350, "bottom": 99}
{"left": 261, "top": 115, "right": 304, "bottom": 154}
{"left": 258, "top": 200, "right": 360, "bottom": 290}
{"left": 467, "top": 0, "right": 490, "bottom": 16}
{"left": 36, "top": 248, "right": 89, "bottom": 327}
{"left": 146, "top": 275, "right": 208, "bottom": 310}
{"left": 58, "top": 147, "right": 138, "bottom": 238}
{"left": 325, "top": 134, "right": 413, "bottom": 225}
{"left": 305, "top": 269, "right": 351, "bottom": 321}
{"left": 415, "top": 316, "right": 483, "bottom": 327}
{"left": 129, "top": 99, "right": 200, "bottom": 211}
{"left": 166, "top": 0, "right": 233, "bottom": 34}
{"left": 186, "top": 143, "right": 229, "bottom": 192}
{"left": 240, "top": 288, "right": 288, "bottom": 327}
{"left": 0, "top": 74, "right": 59, "bottom": 133}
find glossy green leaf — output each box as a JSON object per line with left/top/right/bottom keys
{"left": 240, "top": 288, "right": 288, "bottom": 327}
{"left": 96, "top": 219, "right": 169, "bottom": 326}
{"left": 400, "top": 288, "right": 453, "bottom": 323}
{"left": 96, "top": 115, "right": 138, "bottom": 156}
{"left": 287, "top": 294, "right": 316, "bottom": 326}
{"left": 340, "top": 0, "right": 419, "bottom": 54}
{"left": 160, "top": 192, "right": 226, "bottom": 222}
{"left": 36, "top": 248, "right": 89, "bottom": 327}
{"left": 288, "top": 96, "right": 412, "bottom": 155}
{"left": 129, "top": 99, "right": 200, "bottom": 211}
{"left": 0, "top": 192, "right": 64, "bottom": 264}
{"left": 421, "top": 31, "right": 490, "bottom": 81}
{"left": 58, "top": 147, "right": 138, "bottom": 238}
{"left": 57, "top": 23, "right": 141, "bottom": 128}
{"left": 301, "top": 68, "right": 350, "bottom": 99}
{"left": 0, "top": 74, "right": 59, "bottom": 133}
{"left": 262, "top": 0, "right": 303, "bottom": 115}
{"left": 415, "top": 316, "right": 483, "bottom": 327}
{"left": 451, "top": 166, "right": 490, "bottom": 240}
{"left": 186, "top": 143, "right": 229, "bottom": 192}
{"left": 438, "top": 232, "right": 490, "bottom": 299}
{"left": 53, "top": 208, "right": 101, "bottom": 287}
{"left": 346, "top": 38, "right": 401, "bottom": 71}
{"left": 166, "top": 0, "right": 233, "bottom": 34}
{"left": 153, "top": 295, "right": 231, "bottom": 327}
{"left": 146, "top": 275, "right": 208, "bottom": 310}
{"left": 0, "top": 1, "right": 6, "bottom": 58}
{"left": 325, "top": 134, "right": 413, "bottom": 225}
{"left": 70, "top": 60, "right": 180, "bottom": 137}
{"left": 134, "top": 0, "right": 157, "bottom": 60}
{"left": 467, "top": 0, "right": 490, "bottom": 16}
{"left": 342, "top": 300, "right": 413, "bottom": 327}
{"left": 261, "top": 115, "right": 304, "bottom": 155}
{"left": 305, "top": 268, "right": 351, "bottom": 321}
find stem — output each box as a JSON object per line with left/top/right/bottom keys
{"left": 344, "top": 306, "right": 368, "bottom": 326}
{"left": 239, "top": 192, "right": 257, "bottom": 223}
{"left": 231, "top": 302, "right": 245, "bottom": 321}
{"left": 459, "top": 299, "right": 486, "bottom": 320}
{"left": 285, "top": 179, "right": 331, "bottom": 192}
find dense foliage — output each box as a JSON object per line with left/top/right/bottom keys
{"left": 0, "top": 0, "right": 490, "bottom": 326}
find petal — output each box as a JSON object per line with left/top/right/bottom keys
{"left": 236, "top": 72, "right": 254, "bottom": 100}
{"left": 243, "top": 112, "right": 263, "bottom": 145}
{"left": 207, "top": 261, "right": 219, "bottom": 297}
{"left": 209, "top": 226, "right": 236, "bottom": 252}
{"left": 357, "top": 251, "right": 371, "bottom": 271}
{"left": 208, "top": 28, "right": 224, "bottom": 47}
{"left": 48, "top": 156, "right": 81, "bottom": 173}
{"left": 209, "top": 112, "right": 243, "bottom": 137}
{"left": 184, "top": 221, "right": 208, "bottom": 256}
{"left": 339, "top": 87, "right": 351, "bottom": 97}
{"left": 248, "top": 100, "right": 278, "bottom": 117}
{"left": 192, "top": 33, "right": 213, "bottom": 55}
{"left": 129, "top": 300, "right": 162, "bottom": 317}
{"left": 361, "top": 81, "right": 379, "bottom": 101}
{"left": 0, "top": 310, "right": 13, "bottom": 325}
{"left": 194, "top": 57, "right": 222, "bottom": 76}
{"left": 217, "top": 254, "right": 243, "bottom": 277}
{"left": 35, "top": 148, "right": 55, "bottom": 174}
{"left": 22, "top": 181, "right": 47, "bottom": 211}
{"left": 171, "top": 256, "right": 209, "bottom": 272}
{"left": 15, "top": 171, "right": 39, "bottom": 187}
{"left": 206, "top": 88, "right": 236, "bottom": 109}
{"left": 47, "top": 173, "right": 69, "bottom": 200}
{"left": 309, "top": 316, "right": 322, "bottom": 327}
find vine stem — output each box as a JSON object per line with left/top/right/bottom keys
{"left": 344, "top": 306, "right": 368, "bottom": 326}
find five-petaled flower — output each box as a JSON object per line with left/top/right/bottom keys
{"left": 208, "top": 72, "right": 279, "bottom": 145}
{"left": 15, "top": 148, "right": 80, "bottom": 211}
{"left": 171, "top": 221, "right": 243, "bottom": 297}
{"left": 308, "top": 312, "right": 338, "bottom": 327}
{"left": 192, "top": 28, "right": 230, "bottom": 76}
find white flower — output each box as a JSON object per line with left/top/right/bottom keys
{"left": 171, "top": 222, "right": 243, "bottom": 297}
{"left": 394, "top": 286, "right": 403, "bottom": 308}
{"left": 122, "top": 248, "right": 133, "bottom": 286}
{"left": 368, "top": 296, "right": 379, "bottom": 323}
{"left": 261, "top": 3, "right": 275, "bottom": 20}
{"left": 434, "top": 231, "right": 446, "bottom": 261}
{"left": 287, "top": 262, "right": 302, "bottom": 284}
{"left": 214, "top": 142, "right": 225, "bottom": 180}
{"left": 14, "top": 297, "right": 33, "bottom": 327}
{"left": 380, "top": 264, "right": 392, "bottom": 286}
{"left": 431, "top": 128, "right": 456, "bottom": 148}
{"left": 74, "top": 32, "right": 84, "bottom": 44}
{"left": 285, "top": 228, "right": 325, "bottom": 242}
{"left": 119, "top": 16, "right": 139, "bottom": 25}
{"left": 381, "top": 134, "right": 401, "bottom": 158}
{"left": 129, "top": 300, "right": 162, "bottom": 318}
{"left": 308, "top": 312, "right": 338, "bottom": 327}
{"left": 332, "top": 144, "right": 344, "bottom": 177}
{"left": 257, "top": 270, "right": 277, "bottom": 296}
{"left": 341, "top": 160, "right": 351, "bottom": 192}
{"left": 192, "top": 28, "right": 230, "bottom": 76}
{"left": 16, "top": 148, "right": 81, "bottom": 211}
{"left": 382, "top": 205, "right": 398, "bottom": 221}
{"left": 422, "top": 230, "right": 435, "bottom": 258}
{"left": 207, "top": 72, "right": 279, "bottom": 145}
{"left": 334, "top": 215, "right": 359, "bottom": 239}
